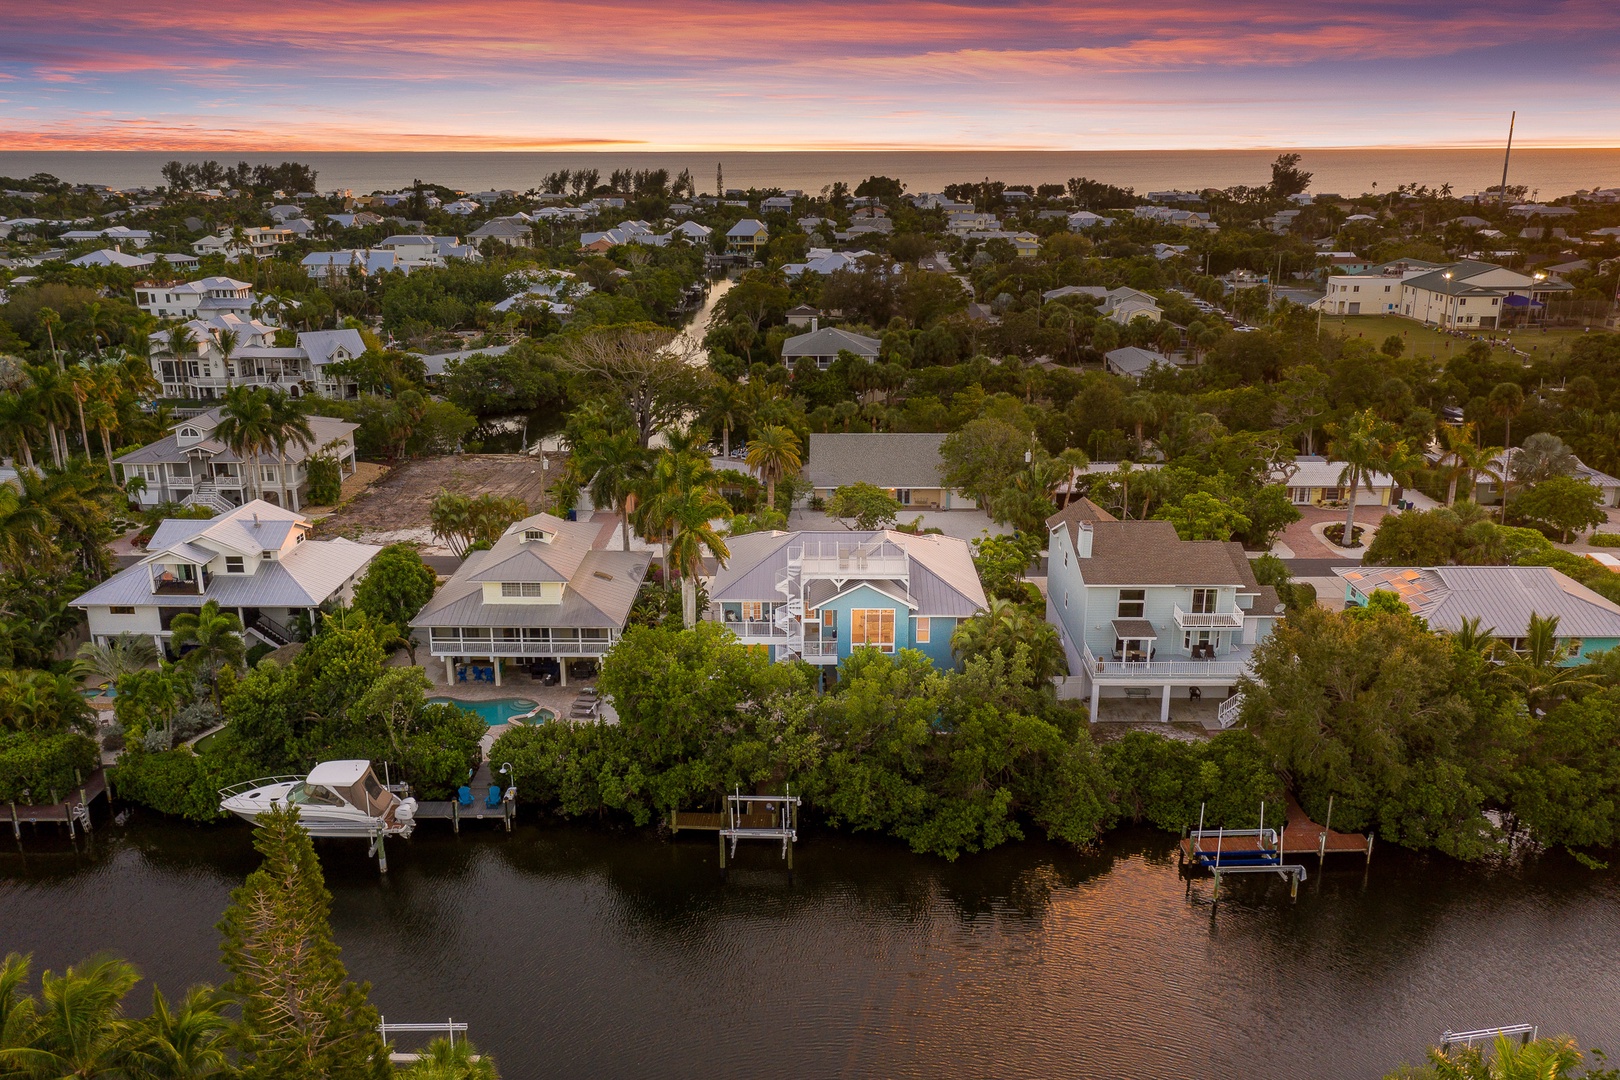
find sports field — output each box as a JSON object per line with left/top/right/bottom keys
{"left": 1319, "top": 313, "right": 1593, "bottom": 364}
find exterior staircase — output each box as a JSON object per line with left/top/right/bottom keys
{"left": 184, "top": 482, "right": 234, "bottom": 515}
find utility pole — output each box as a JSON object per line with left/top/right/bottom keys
{"left": 1499, "top": 112, "right": 1516, "bottom": 209}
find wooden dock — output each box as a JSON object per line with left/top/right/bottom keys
{"left": 8, "top": 769, "right": 108, "bottom": 840}
{"left": 411, "top": 760, "right": 515, "bottom": 832}
{"left": 1178, "top": 797, "right": 1372, "bottom": 863}
{"left": 669, "top": 808, "right": 780, "bottom": 832}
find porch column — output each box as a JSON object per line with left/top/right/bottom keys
{"left": 445, "top": 655, "right": 455, "bottom": 683}
{"left": 559, "top": 659, "right": 567, "bottom": 688}
{"left": 1089, "top": 679, "right": 1100, "bottom": 723}
{"left": 492, "top": 659, "right": 501, "bottom": 687}
{"left": 1160, "top": 682, "right": 1172, "bottom": 723}
{"left": 152, "top": 634, "right": 165, "bottom": 657}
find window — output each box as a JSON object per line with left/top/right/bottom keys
{"left": 1117, "top": 589, "right": 1145, "bottom": 618}
{"left": 1190, "top": 588, "right": 1216, "bottom": 614}
{"left": 109, "top": 606, "right": 136, "bottom": 615}
{"left": 261, "top": 550, "right": 274, "bottom": 560}
{"left": 849, "top": 609, "right": 895, "bottom": 651}
{"left": 501, "top": 582, "right": 547, "bottom": 598}
{"left": 741, "top": 601, "right": 765, "bottom": 621}
{"left": 225, "top": 556, "right": 244, "bottom": 573}
{"left": 261, "top": 465, "right": 277, "bottom": 483}
{"left": 523, "top": 529, "right": 548, "bottom": 542}
{"left": 915, "top": 617, "right": 930, "bottom": 643}
{"left": 823, "top": 609, "right": 836, "bottom": 628}
{"left": 895, "top": 489, "right": 912, "bottom": 506}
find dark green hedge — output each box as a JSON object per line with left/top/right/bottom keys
{"left": 0, "top": 732, "right": 101, "bottom": 804}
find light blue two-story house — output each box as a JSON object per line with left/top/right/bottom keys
{"left": 708, "top": 530, "right": 986, "bottom": 676}
{"left": 1337, "top": 565, "right": 1620, "bottom": 663}
{"left": 1045, "top": 500, "right": 1284, "bottom": 723}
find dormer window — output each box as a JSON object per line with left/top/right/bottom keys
{"left": 179, "top": 426, "right": 200, "bottom": 438}
{"left": 522, "top": 529, "right": 551, "bottom": 543}
{"left": 225, "top": 556, "right": 244, "bottom": 573}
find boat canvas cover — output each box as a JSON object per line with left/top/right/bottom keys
{"left": 306, "top": 760, "right": 395, "bottom": 816}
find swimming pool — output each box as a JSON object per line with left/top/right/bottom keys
{"left": 428, "top": 698, "right": 551, "bottom": 726}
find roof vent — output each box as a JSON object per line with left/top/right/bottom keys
{"left": 593, "top": 570, "right": 613, "bottom": 581}
{"left": 253, "top": 512, "right": 260, "bottom": 526}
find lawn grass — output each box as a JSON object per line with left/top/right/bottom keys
{"left": 1318, "top": 313, "right": 1590, "bottom": 366}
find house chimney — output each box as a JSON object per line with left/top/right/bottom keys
{"left": 810, "top": 316, "right": 819, "bottom": 333}
{"left": 253, "top": 512, "right": 260, "bottom": 527}
{"left": 1074, "top": 521, "right": 1093, "bottom": 559}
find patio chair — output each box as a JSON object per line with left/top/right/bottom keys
{"left": 456, "top": 666, "right": 468, "bottom": 683}
{"left": 486, "top": 785, "right": 502, "bottom": 809}
{"left": 457, "top": 785, "right": 473, "bottom": 807}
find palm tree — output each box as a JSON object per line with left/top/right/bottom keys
{"left": 27, "top": 364, "right": 76, "bottom": 467}
{"left": 1493, "top": 613, "right": 1600, "bottom": 712}
{"left": 0, "top": 387, "right": 43, "bottom": 471}
{"left": 1326, "top": 410, "right": 1399, "bottom": 546}
{"left": 0, "top": 953, "right": 141, "bottom": 1079}
{"left": 0, "top": 482, "right": 51, "bottom": 572}
{"left": 125, "top": 985, "right": 230, "bottom": 1080}
{"left": 1435, "top": 422, "right": 1478, "bottom": 505}
{"left": 396, "top": 1037, "right": 498, "bottom": 1080}
{"left": 212, "top": 386, "right": 275, "bottom": 503}
{"left": 11, "top": 459, "right": 116, "bottom": 578}
{"left": 168, "top": 600, "right": 244, "bottom": 702}
{"left": 265, "top": 391, "right": 314, "bottom": 509}
{"left": 745, "top": 425, "right": 802, "bottom": 511}
{"left": 212, "top": 327, "right": 239, "bottom": 381}
{"left": 701, "top": 381, "right": 745, "bottom": 460}
{"left": 571, "top": 427, "right": 646, "bottom": 551}
{"left": 636, "top": 449, "right": 733, "bottom": 628}
{"left": 1446, "top": 615, "right": 1497, "bottom": 655}
{"left": 78, "top": 301, "right": 108, "bottom": 357}
{"left": 1488, "top": 381, "right": 1524, "bottom": 520}
{"left": 69, "top": 361, "right": 94, "bottom": 461}
{"left": 73, "top": 633, "right": 160, "bottom": 688}
{"left": 950, "top": 598, "right": 1066, "bottom": 682}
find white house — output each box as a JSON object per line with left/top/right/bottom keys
{"left": 1043, "top": 285, "right": 1163, "bottom": 325}
{"left": 1045, "top": 502, "right": 1282, "bottom": 723}
{"left": 191, "top": 226, "right": 293, "bottom": 260}
{"left": 134, "top": 276, "right": 259, "bottom": 321}
{"left": 411, "top": 512, "right": 652, "bottom": 687}
{"left": 781, "top": 326, "right": 881, "bottom": 369}
{"left": 1316, "top": 259, "right": 1443, "bottom": 315}
{"left": 117, "top": 409, "right": 359, "bottom": 512}
{"left": 73, "top": 500, "right": 380, "bottom": 653}
{"left": 1399, "top": 260, "right": 1574, "bottom": 329}
{"left": 1273, "top": 455, "right": 1394, "bottom": 506}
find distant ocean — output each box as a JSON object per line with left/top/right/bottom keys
{"left": 3, "top": 148, "right": 1618, "bottom": 199}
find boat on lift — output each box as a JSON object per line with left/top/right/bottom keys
{"left": 220, "top": 760, "right": 418, "bottom": 838}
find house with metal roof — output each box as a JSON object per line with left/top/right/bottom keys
{"left": 781, "top": 326, "right": 880, "bottom": 370}
{"left": 707, "top": 529, "right": 986, "bottom": 675}
{"left": 1433, "top": 446, "right": 1620, "bottom": 509}
{"left": 725, "top": 218, "right": 769, "bottom": 254}
{"left": 466, "top": 217, "right": 533, "bottom": 248}
{"left": 1273, "top": 455, "right": 1395, "bottom": 507}
{"left": 74, "top": 500, "right": 380, "bottom": 653}
{"left": 1045, "top": 509, "right": 1283, "bottom": 723}
{"left": 1042, "top": 285, "right": 1163, "bottom": 325}
{"left": 118, "top": 408, "right": 358, "bottom": 513}
{"left": 1336, "top": 565, "right": 1620, "bottom": 664}
{"left": 1104, "top": 346, "right": 1175, "bottom": 381}
{"left": 410, "top": 512, "right": 652, "bottom": 687}
{"left": 803, "top": 432, "right": 977, "bottom": 510}
{"left": 1398, "top": 260, "right": 1573, "bottom": 329}
{"left": 134, "top": 276, "right": 258, "bottom": 321}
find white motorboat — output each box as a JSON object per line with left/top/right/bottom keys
{"left": 220, "top": 760, "right": 418, "bottom": 838}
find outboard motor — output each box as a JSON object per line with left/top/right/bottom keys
{"left": 393, "top": 797, "right": 418, "bottom": 832}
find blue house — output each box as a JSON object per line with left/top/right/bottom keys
{"left": 1045, "top": 500, "right": 1284, "bottom": 723}
{"left": 1337, "top": 565, "right": 1620, "bottom": 664}
{"left": 708, "top": 530, "right": 986, "bottom": 673}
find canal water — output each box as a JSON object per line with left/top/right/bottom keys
{"left": 3, "top": 818, "right": 1618, "bottom": 1079}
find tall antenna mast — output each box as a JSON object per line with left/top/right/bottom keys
{"left": 1498, "top": 111, "right": 1516, "bottom": 208}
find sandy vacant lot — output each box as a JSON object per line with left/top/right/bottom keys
{"left": 313, "top": 454, "right": 561, "bottom": 551}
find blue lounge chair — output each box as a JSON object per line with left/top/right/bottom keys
{"left": 486, "top": 785, "right": 502, "bottom": 809}
{"left": 456, "top": 665, "right": 468, "bottom": 683}
{"left": 457, "top": 785, "right": 473, "bottom": 807}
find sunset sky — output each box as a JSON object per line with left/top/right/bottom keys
{"left": 3, "top": 0, "right": 1618, "bottom": 151}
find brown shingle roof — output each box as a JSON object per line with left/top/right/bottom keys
{"left": 1076, "top": 521, "right": 1255, "bottom": 586}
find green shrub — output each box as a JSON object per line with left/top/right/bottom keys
{"left": 0, "top": 731, "right": 101, "bottom": 803}
{"left": 1590, "top": 533, "right": 1620, "bottom": 547}
{"left": 246, "top": 642, "right": 275, "bottom": 667}
{"left": 304, "top": 453, "right": 345, "bottom": 505}
{"left": 1102, "top": 729, "right": 1284, "bottom": 832}
{"left": 112, "top": 739, "right": 262, "bottom": 821}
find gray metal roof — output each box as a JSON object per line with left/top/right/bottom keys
{"left": 1105, "top": 346, "right": 1169, "bottom": 377}
{"left": 116, "top": 414, "right": 356, "bottom": 467}
{"left": 1337, "top": 565, "right": 1620, "bottom": 638}
{"left": 782, "top": 326, "right": 880, "bottom": 359}
{"left": 75, "top": 537, "right": 379, "bottom": 610}
{"left": 804, "top": 433, "right": 949, "bottom": 489}
{"left": 466, "top": 513, "right": 596, "bottom": 584}
{"left": 411, "top": 547, "right": 651, "bottom": 629}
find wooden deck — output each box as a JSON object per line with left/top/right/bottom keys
{"left": 1178, "top": 797, "right": 1371, "bottom": 861}
{"left": 669, "top": 809, "right": 781, "bottom": 832}
{"left": 8, "top": 770, "right": 108, "bottom": 837}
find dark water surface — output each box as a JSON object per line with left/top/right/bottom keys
{"left": 3, "top": 817, "right": 1618, "bottom": 1080}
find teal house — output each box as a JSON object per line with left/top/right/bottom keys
{"left": 708, "top": 530, "right": 986, "bottom": 674}
{"left": 1337, "top": 565, "right": 1620, "bottom": 664}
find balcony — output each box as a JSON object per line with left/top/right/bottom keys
{"left": 1082, "top": 642, "right": 1254, "bottom": 681}
{"left": 427, "top": 631, "right": 614, "bottom": 657}
{"left": 799, "top": 639, "right": 840, "bottom": 663}
{"left": 723, "top": 619, "right": 788, "bottom": 640}
{"left": 1173, "top": 605, "right": 1245, "bottom": 630}
{"left": 791, "top": 539, "right": 909, "bottom": 579}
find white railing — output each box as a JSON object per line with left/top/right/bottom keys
{"left": 790, "top": 539, "right": 908, "bottom": 579}
{"left": 1173, "top": 605, "right": 1244, "bottom": 630}
{"left": 1217, "top": 693, "right": 1244, "bottom": 728}
{"left": 1082, "top": 642, "right": 1252, "bottom": 680}
{"left": 724, "top": 620, "right": 787, "bottom": 639}
{"left": 426, "top": 636, "right": 613, "bottom": 657}
{"left": 800, "top": 639, "right": 839, "bottom": 659}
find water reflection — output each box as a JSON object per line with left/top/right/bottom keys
{"left": 3, "top": 816, "right": 1617, "bottom": 1080}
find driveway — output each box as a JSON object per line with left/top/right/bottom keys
{"left": 1275, "top": 504, "right": 1389, "bottom": 560}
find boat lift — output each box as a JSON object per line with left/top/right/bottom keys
{"left": 1184, "top": 802, "right": 1308, "bottom": 901}
{"left": 378, "top": 1017, "right": 471, "bottom": 1064}
{"left": 718, "top": 786, "right": 800, "bottom": 880}
{"left": 1440, "top": 1024, "right": 1538, "bottom": 1051}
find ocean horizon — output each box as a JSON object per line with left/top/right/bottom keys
{"left": 4, "top": 148, "right": 1619, "bottom": 200}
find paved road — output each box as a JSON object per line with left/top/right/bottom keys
{"left": 1281, "top": 558, "right": 1361, "bottom": 577}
